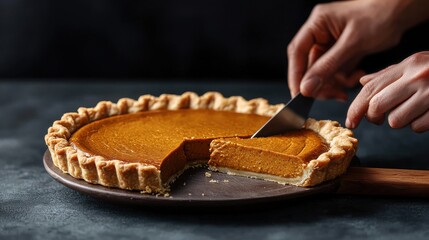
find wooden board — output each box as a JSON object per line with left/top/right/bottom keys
{"left": 337, "top": 167, "right": 429, "bottom": 197}
{"left": 43, "top": 150, "right": 338, "bottom": 207}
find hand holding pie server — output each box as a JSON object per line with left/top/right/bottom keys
{"left": 287, "top": 0, "right": 429, "bottom": 132}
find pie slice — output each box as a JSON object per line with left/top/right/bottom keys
{"left": 209, "top": 119, "right": 357, "bottom": 186}
{"left": 45, "top": 92, "right": 358, "bottom": 193}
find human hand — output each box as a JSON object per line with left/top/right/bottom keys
{"left": 287, "top": 0, "right": 420, "bottom": 100}
{"left": 346, "top": 51, "right": 429, "bottom": 133}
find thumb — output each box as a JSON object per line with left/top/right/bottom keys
{"left": 300, "top": 29, "right": 358, "bottom": 97}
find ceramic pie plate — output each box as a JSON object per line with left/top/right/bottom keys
{"left": 43, "top": 150, "right": 340, "bottom": 207}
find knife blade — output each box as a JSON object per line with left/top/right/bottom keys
{"left": 251, "top": 93, "right": 314, "bottom": 138}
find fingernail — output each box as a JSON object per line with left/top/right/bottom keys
{"left": 346, "top": 118, "right": 354, "bottom": 129}
{"left": 301, "top": 76, "right": 322, "bottom": 95}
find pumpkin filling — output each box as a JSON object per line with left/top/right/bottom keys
{"left": 208, "top": 130, "right": 328, "bottom": 179}
{"left": 69, "top": 109, "right": 328, "bottom": 184}
{"left": 70, "top": 109, "right": 270, "bottom": 182}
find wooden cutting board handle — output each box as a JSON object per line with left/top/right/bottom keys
{"left": 336, "top": 167, "right": 429, "bottom": 197}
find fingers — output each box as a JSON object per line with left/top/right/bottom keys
{"left": 287, "top": 22, "right": 317, "bottom": 97}
{"left": 314, "top": 82, "right": 348, "bottom": 101}
{"left": 300, "top": 75, "right": 322, "bottom": 97}
{"left": 346, "top": 66, "right": 403, "bottom": 128}
{"left": 360, "top": 64, "right": 397, "bottom": 85}
{"left": 411, "top": 110, "right": 429, "bottom": 133}
{"left": 300, "top": 26, "right": 359, "bottom": 97}
{"left": 336, "top": 69, "right": 366, "bottom": 88}
{"left": 347, "top": 53, "right": 429, "bottom": 132}
{"left": 388, "top": 91, "right": 427, "bottom": 129}
{"left": 300, "top": 69, "right": 364, "bottom": 101}
{"left": 308, "top": 44, "right": 329, "bottom": 68}
{"left": 365, "top": 77, "right": 415, "bottom": 125}
{"left": 357, "top": 64, "right": 406, "bottom": 126}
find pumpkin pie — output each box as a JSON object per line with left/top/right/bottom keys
{"left": 45, "top": 92, "right": 358, "bottom": 193}
{"left": 209, "top": 120, "right": 357, "bottom": 186}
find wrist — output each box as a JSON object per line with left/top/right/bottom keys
{"left": 389, "top": 0, "right": 429, "bottom": 33}
{"left": 361, "top": 0, "right": 428, "bottom": 34}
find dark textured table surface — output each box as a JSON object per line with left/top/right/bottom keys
{"left": 1, "top": 80, "right": 429, "bottom": 240}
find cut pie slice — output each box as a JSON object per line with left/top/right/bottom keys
{"left": 209, "top": 119, "right": 357, "bottom": 186}
{"left": 45, "top": 92, "right": 358, "bottom": 193}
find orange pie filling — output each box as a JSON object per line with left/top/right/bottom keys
{"left": 46, "top": 92, "right": 357, "bottom": 193}
{"left": 208, "top": 130, "right": 329, "bottom": 184}
{"left": 70, "top": 109, "right": 270, "bottom": 184}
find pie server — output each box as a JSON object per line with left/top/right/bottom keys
{"left": 252, "top": 93, "right": 314, "bottom": 138}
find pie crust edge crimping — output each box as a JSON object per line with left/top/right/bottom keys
{"left": 45, "top": 91, "right": 358, "bottom": 193}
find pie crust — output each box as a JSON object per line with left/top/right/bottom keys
{"left": 209, "top": 119, "right": 357, "bottom": 187}
{"left": 45, "top": 92, "right": 358, "bottom": 193}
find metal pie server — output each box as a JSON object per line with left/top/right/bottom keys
{"left": 251, "top": 93, "right": 314, "bottom": 138}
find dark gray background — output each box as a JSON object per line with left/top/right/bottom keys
{"left": 1, "top": 0, "right": 429, "bottom": 79}
{"left": 1, "top": 81, "right": 428, "bottom": 239}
